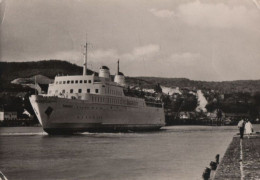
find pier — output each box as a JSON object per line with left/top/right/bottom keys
{"left": 213, "top": 133, "right": 260, "bottom": 179}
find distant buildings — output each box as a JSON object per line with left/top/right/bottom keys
{"left": 0, "top": 110, "right": 17, "bottom": 121}
{"left": 0, "top": 108, "right": 36, "bottom": 126}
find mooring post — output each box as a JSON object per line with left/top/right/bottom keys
{"left": 216, "top": 154, "right": 220, "bottom": 164}
{"left": 210, "top": 161, "right": 217, "bottom": 170}
{"left": 202, "top": 167, "right": 211, "bottom": 180}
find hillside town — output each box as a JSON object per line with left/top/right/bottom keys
{"left": 128, "top": 83, "right": 260, "bottom": 126}
{"left": 1, "top": 73, "right": 260, "bottom": 127}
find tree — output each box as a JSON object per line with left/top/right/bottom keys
{"left": 154, "top": 83, "right": 162, "bottom": 93}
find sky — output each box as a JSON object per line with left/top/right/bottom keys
{"left": 0, "top": 0, "right": 260, "bottom": 81}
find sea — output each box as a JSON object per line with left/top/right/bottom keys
{"left": 1, "top": 125, "right": 259, "bottom": 180}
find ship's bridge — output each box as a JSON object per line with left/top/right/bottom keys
{"left": 47, "top": 74, "right": 124, "bottom": 98}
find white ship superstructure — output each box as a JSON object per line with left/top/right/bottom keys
{"left": 29, "top": 43, "right": 165, "bottom": 134}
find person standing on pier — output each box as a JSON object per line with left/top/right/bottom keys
{"left": 237, "top": 119, "right": 245, "bottom": 139}
{"left": 245, "top": 119, "right": 253, "bottom": 135}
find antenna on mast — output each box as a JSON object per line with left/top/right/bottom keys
{"left": 83, "top": 33, "right": 88, "bottom": 76}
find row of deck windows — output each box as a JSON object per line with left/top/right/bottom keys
{"left": 75, "top": 105, "right": 127, "bottom": 111}
{"left": 51, "top": 88, "right": 99, "bottom": 94}
{"left": 55, "top": 80, "right": 92, "bottom": 85}
{"left": 92, "top": 96, "right": 131, "bottom": 105}
{"left": 105, "top": 88, "right": 122, "bottom": 96}
{"left": 69, "top": 89, "right": 98, "bottom": 93}
{"left": 77, "top": 115, "right": 102, "bottom": 120}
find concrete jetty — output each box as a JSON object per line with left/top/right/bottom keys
{"left": 214, "top": 133, "right": 260, "bottom": 179}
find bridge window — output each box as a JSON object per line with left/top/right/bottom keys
{"left": 75, "top": 80, "right": 78, "bottom": 84}
{"left": 67, "top": 80, "right": 70, "bottom": 84}
{"left": 78, "top": 89, "right": 82, "bottom": 93}
{"left": 88, "top": 80, "right": 92, "bottom": 83}
{"left": 63, "top": 81, "right": 66, "bottom": 84}
{"left": 84, "top": 80, "right": 87, "bottom": 83}
{"left": 80, "top": 80, "right": 83, "bottom": 83}
{"left": 62, "top": 89, "right": 65, "bottom": 93}
{"left": 95, "top": 89, "right": 99, "bottom": 93}
{"left": 70, "top": 89, "right": 73, "bottom": 93}
{"left": 71, "top": 80, "right": 74, "bottom": 84}
{"left": 87, "top": 89, "right": 90, "bottom": 93}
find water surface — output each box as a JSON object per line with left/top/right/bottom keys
{"left": 1, "top": 125, "right": 257, "bottom": 180}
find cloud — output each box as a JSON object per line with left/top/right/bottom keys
{"left": 89, "top": 49, "right": 117, "bottom": 60}
{"left": 88, "top": 44, "right": 159, "bottom": 62}
{"left": 166, "top": 52, "right": 200, "bottom": 66}
{"left": 132, "top": 44, "right": 160, "bottom": 56}
{"left": 180, "top": 1, "right": 260, "bottom": 29}
{"left": 46, "top": 44, "right": 159, "bottom": 72}
{"left": 3, "top": 0, "right": 260, "bottom": 81}
{"left": 17, "top": 44, "right": 160, "bottom": 68}
{"left": 149, "top": 8, "right": 175, "bottom": 18}
{"left": 170, "top": 52, "right": 200, "bottom": 60}
{"left": 149, "top": 1, "right": 260, "bottom": 29}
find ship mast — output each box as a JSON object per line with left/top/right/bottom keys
{"left": 83, "top": 42, "right": 88, "bottom": 76}
{"left": 117, "top": 59, "right": 119, "bottom": 75}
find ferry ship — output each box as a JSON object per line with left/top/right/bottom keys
{"left": 29, "top": 43, "right": 165, "bottom": 135}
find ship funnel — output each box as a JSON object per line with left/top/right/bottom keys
{"left": 99, "top": 66, "right": 110, "bottom": 78}
{"left": 117, "top": 59, "right": 119, "bottom": 75}
{"left": 114, "top": 59, "right": 125, "bottom": 86}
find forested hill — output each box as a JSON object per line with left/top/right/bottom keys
{"left": 128, "top": 77, "right": 260, "bottom": 93}
{"left": 0, "top": 60, "right": 95, "bottom": 91}
{"left": 1, "top": 60, "right": 260, "bottom": 93}
{"left": 0, "top": 60, "right": 94, "bottom": 82}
